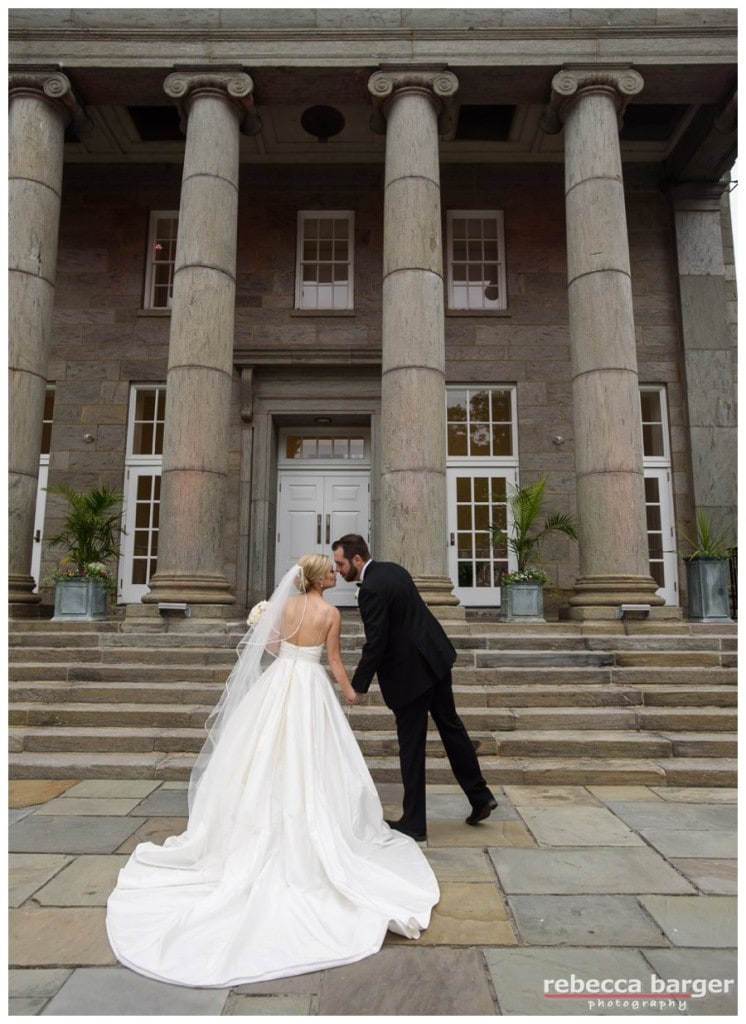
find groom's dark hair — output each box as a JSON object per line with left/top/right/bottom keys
{"left": 332, "top": 533, "right": 371, "bottom": 563}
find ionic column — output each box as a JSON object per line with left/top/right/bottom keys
{"left": 8, "top": 71, "right": 89, "bottom": 606}
{"left": 369, "top": 69, "right": 461, "bottom": 613}
{"left": 543, "top": 67, "right": 663, "bottom": 616}
{"left": 143, "top": 72, "right": 258, "bottom": 606}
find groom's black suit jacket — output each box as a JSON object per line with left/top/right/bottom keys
{"left": 351, "top": 561, "right": 457, "bottom": 711}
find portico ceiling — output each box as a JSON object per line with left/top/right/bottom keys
{"left": 9, "top": 9, "right": 737, "bottom": 178}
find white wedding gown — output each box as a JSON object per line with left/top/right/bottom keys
{"left": 106, "top": 641, "right": 439, "bottom": 988}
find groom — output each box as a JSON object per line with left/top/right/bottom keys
{"left": 332, "top": 533, "right": 496, "bottom": 841}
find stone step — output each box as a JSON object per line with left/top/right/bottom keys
{"left": 492, "top": 729, "right": 736, "bottom": 759}
{"left": 8, "top": 664, "right": 232, "bottom": 684}
{"left": 7, "top": 750, "right": 737, "bottom": 787}
{"left": 9, "top": 698, "right": 735, "bottom": 734}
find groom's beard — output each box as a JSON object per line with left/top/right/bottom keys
{"left": 342, "top": 567, "right": 359, "bottom": 583}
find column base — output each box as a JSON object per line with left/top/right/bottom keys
{"left": 565, "top": 574, "right": 667, "bottom": 619}
{"left": 142, "top": 571, "right": 235, "bottom": 606}
{"left": 8, "top": 574, "right": 42, "bottom": 605}
{"left": 411, "top": 574, "right": 465, "bottom": 621}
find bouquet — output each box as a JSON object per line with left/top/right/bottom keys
{"left": 246, "top": 600, "right": 268, "bottom": 627}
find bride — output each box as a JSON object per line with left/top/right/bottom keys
{"left": 106, "top": 555, "right": 439, "bottom": 988}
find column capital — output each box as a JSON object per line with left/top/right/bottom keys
{"left": 164, "top": 69, "right": 261, "bottom": 136}
{"left": 9, "top": 68, "right": 92, "bottom": 136}
{"left": 368, "top": 68, "right": 458, "bottom": 135}
{"left": 541, "top": 65, "right": 644, "bottom": 134}
{"left": 668, "top": 180, "right": 731, "bottom": 212}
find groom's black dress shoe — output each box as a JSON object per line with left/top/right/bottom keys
{"left": 385, "top": 819, "right": 427, "bottom": 842}
{"left": 465, "top": 797, "right": 498, "bottom": 826}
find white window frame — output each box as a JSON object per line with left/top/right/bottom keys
{"left": 143, "top": 211, "right": 178, "bottom": 309}
{"left": 295, "top": 210, "right": 354, "bottom": 310}
{"left": 446, "top": 210, "right": 507, "bottom": 312}
{"left": 120, "top": 385, "right": 166, "bottom": 602}
{"left": 445, "top": 385, "right": 519, "bottom": 605}
{"left": 31, "top": 386, "right": 56, "bottom": 591}
{"left": 640, "top": 385, "right": 678, "bottom": 606}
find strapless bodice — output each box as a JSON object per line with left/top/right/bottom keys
{"left": 277, "top": 640, "right": 324, "bottom": 663}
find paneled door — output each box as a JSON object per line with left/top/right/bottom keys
{"left": 276, "top": 472, "right": 369, "bottom": 606}
{"left": 447, "top": 467, "right": 518, "bottom": 606}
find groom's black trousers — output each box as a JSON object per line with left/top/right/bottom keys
{"left": 392, "top": 654, "right": 491, "bottom": 834}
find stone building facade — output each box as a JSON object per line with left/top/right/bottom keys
{"left": 8, "top": 7, "right": 737, "bottom": 621}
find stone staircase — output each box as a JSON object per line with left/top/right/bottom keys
{"left": 8, "top": 613, "right": 738, "bottom": 787}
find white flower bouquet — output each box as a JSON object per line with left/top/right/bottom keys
{"left": 246, "top": 600, "right": 268, "bottom": 627}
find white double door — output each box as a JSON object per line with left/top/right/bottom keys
{"left": 275, "top": 471, "right": 369, "bottom": 606}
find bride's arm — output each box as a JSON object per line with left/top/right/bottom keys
{"left": 325, "top": 609, "right": 360, "bottom": 705}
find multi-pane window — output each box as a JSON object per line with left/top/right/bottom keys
{"left": 640, "top": 386, "right": 677, "bottom": 604}
{"left": 122, "top": 386, "right": 165, "bottom": 600}
{"left": 447, "top": 387, "right": 514, "bottom": 458}
{"left": 295, "top": 211, "right": 354, "bottom": 310}
{"left": 446, "top": 386, "right": 518, "bottom": 604}
{"left": 640, "top": 387, "right": 669, "bottom": 459}
{"left": 144, "top": 212, "right": 178, "bottom": 309}
{"left": 447, "top": 211, "right": 507, "bottom": 311}
{"left": 129, "top": 387, "right": 166, "bottom": 457}
{"left": 284, "top": 434, "right": 365, "bottom": 461}
{"left": 41, "top": 386, "right": 55, "bottom": 455}
{"left": 454, "top": 474, "right": 510, "bottom": 589}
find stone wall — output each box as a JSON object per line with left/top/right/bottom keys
{"left": 43, "top": 160, "right": 687, "bottom": 602}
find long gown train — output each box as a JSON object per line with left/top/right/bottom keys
{"left": 106, "top": 641, "right": 439, "bottom": 987}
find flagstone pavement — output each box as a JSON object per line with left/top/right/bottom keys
{"left": 8, "top": 779, "right": 737, "bottom": 1016}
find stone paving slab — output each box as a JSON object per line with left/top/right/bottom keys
{"left": 9, "top": 854, "right": 74, "bottom": 907}
{"left": 316, "top": 947, "right": 497, "bottom": 1015}
{"left": 387, "top": 881, "right": 517, "bottom": 946}
{"left": 426, "top": 791, "right": 520, "bottom": 820}
{"left": 424, "top": 846, "right": 494, "bottom": 882}
{"left": 483, "top": 947, "right": 674, "bottom": 1016}
{"left": 489, "top": 846, "right": 696, "bottom": 895}
{"left": 639, "top": 895, "right": 737, "bottom": 947}
{"left": 668, "top": 857, "right": 737, "bottom": 895}
{"left": 35, "top": 854, "right": 129, "bottom": 907}
{"left": 9, "top": 814, "right": 146, "bottom": 854}
{"left": 33, "top": 796, "right": 145, "bottom": 816}
{"left": 504, "top": 784, "right": 604, "bottom": 806}
{"left": 9, "top": 780, "right": 78, "bottom": 808}
{"left": 9, "top": 966, "right": 73, "bottom": 1015}
{"left": 508, "top": 895, "right": 669, "bottom": 947}
{"left": 587, "top": 785, "right": 665, "bottom": 803}
{"left": 115, "top": 816, "right": 189, "bottom": 853}
{"left": 605, "top": 800, "right": 737, "bottom": 830}
{"left": 517, "top": 806, "right": 644, "bottom": 846}
{"left": 639, "top": 828, "right": 737, "bottom": 859}
{"left": 9, "top": 806, "right": 42, "bottom": 825}
{"left": 648, "top": 786, "right": 738, "bottom": 803}
{"left": 223, "top": 993, "right": 314, "bottom": 1014}
{"left": 40, "top": 966, "right": 231, "bottom": 1016}
{"left": 10, "top": 907, "right": 117, "bottom": 967}
{"left": 643, "top": 948, "right": 738, "bottom": 1016}
{"left": 425, "top": 817, "right": 535, "bottom": 847}
{"left": 130, "top": 786, "right": 190, "bottom": 816}
{"left": 62, "top": 779, "right": 163, "bottom": 799}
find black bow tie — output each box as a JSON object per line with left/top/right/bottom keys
{"left": 355, "top": 582, "right": 361, "bottom": 587}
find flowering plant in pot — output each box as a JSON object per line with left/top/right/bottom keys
{"left": 44, "top": 484, "right": 124, "bottom": 619}
{"left": 490, "top": 478, "right": 578, "bottom": 621}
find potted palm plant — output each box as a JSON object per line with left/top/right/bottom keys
{"left": 45, "top": 484, "right": 124, "bottom": 621}
{"left": 490, "top": 477, "right": 578, "bottom": 622}
{"left": 678, "top": 510, "right": 734, "bottom": 622}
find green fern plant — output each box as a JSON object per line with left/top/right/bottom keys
{"left": 45, "top": 484, "right": 124, "bottom": 572}
{"left": 490, "top": 478, "right": 578, "bottom": 578}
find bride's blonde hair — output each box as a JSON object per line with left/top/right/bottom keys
{"left": 297, "top": 554, "right": 330, "bottom": 593}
